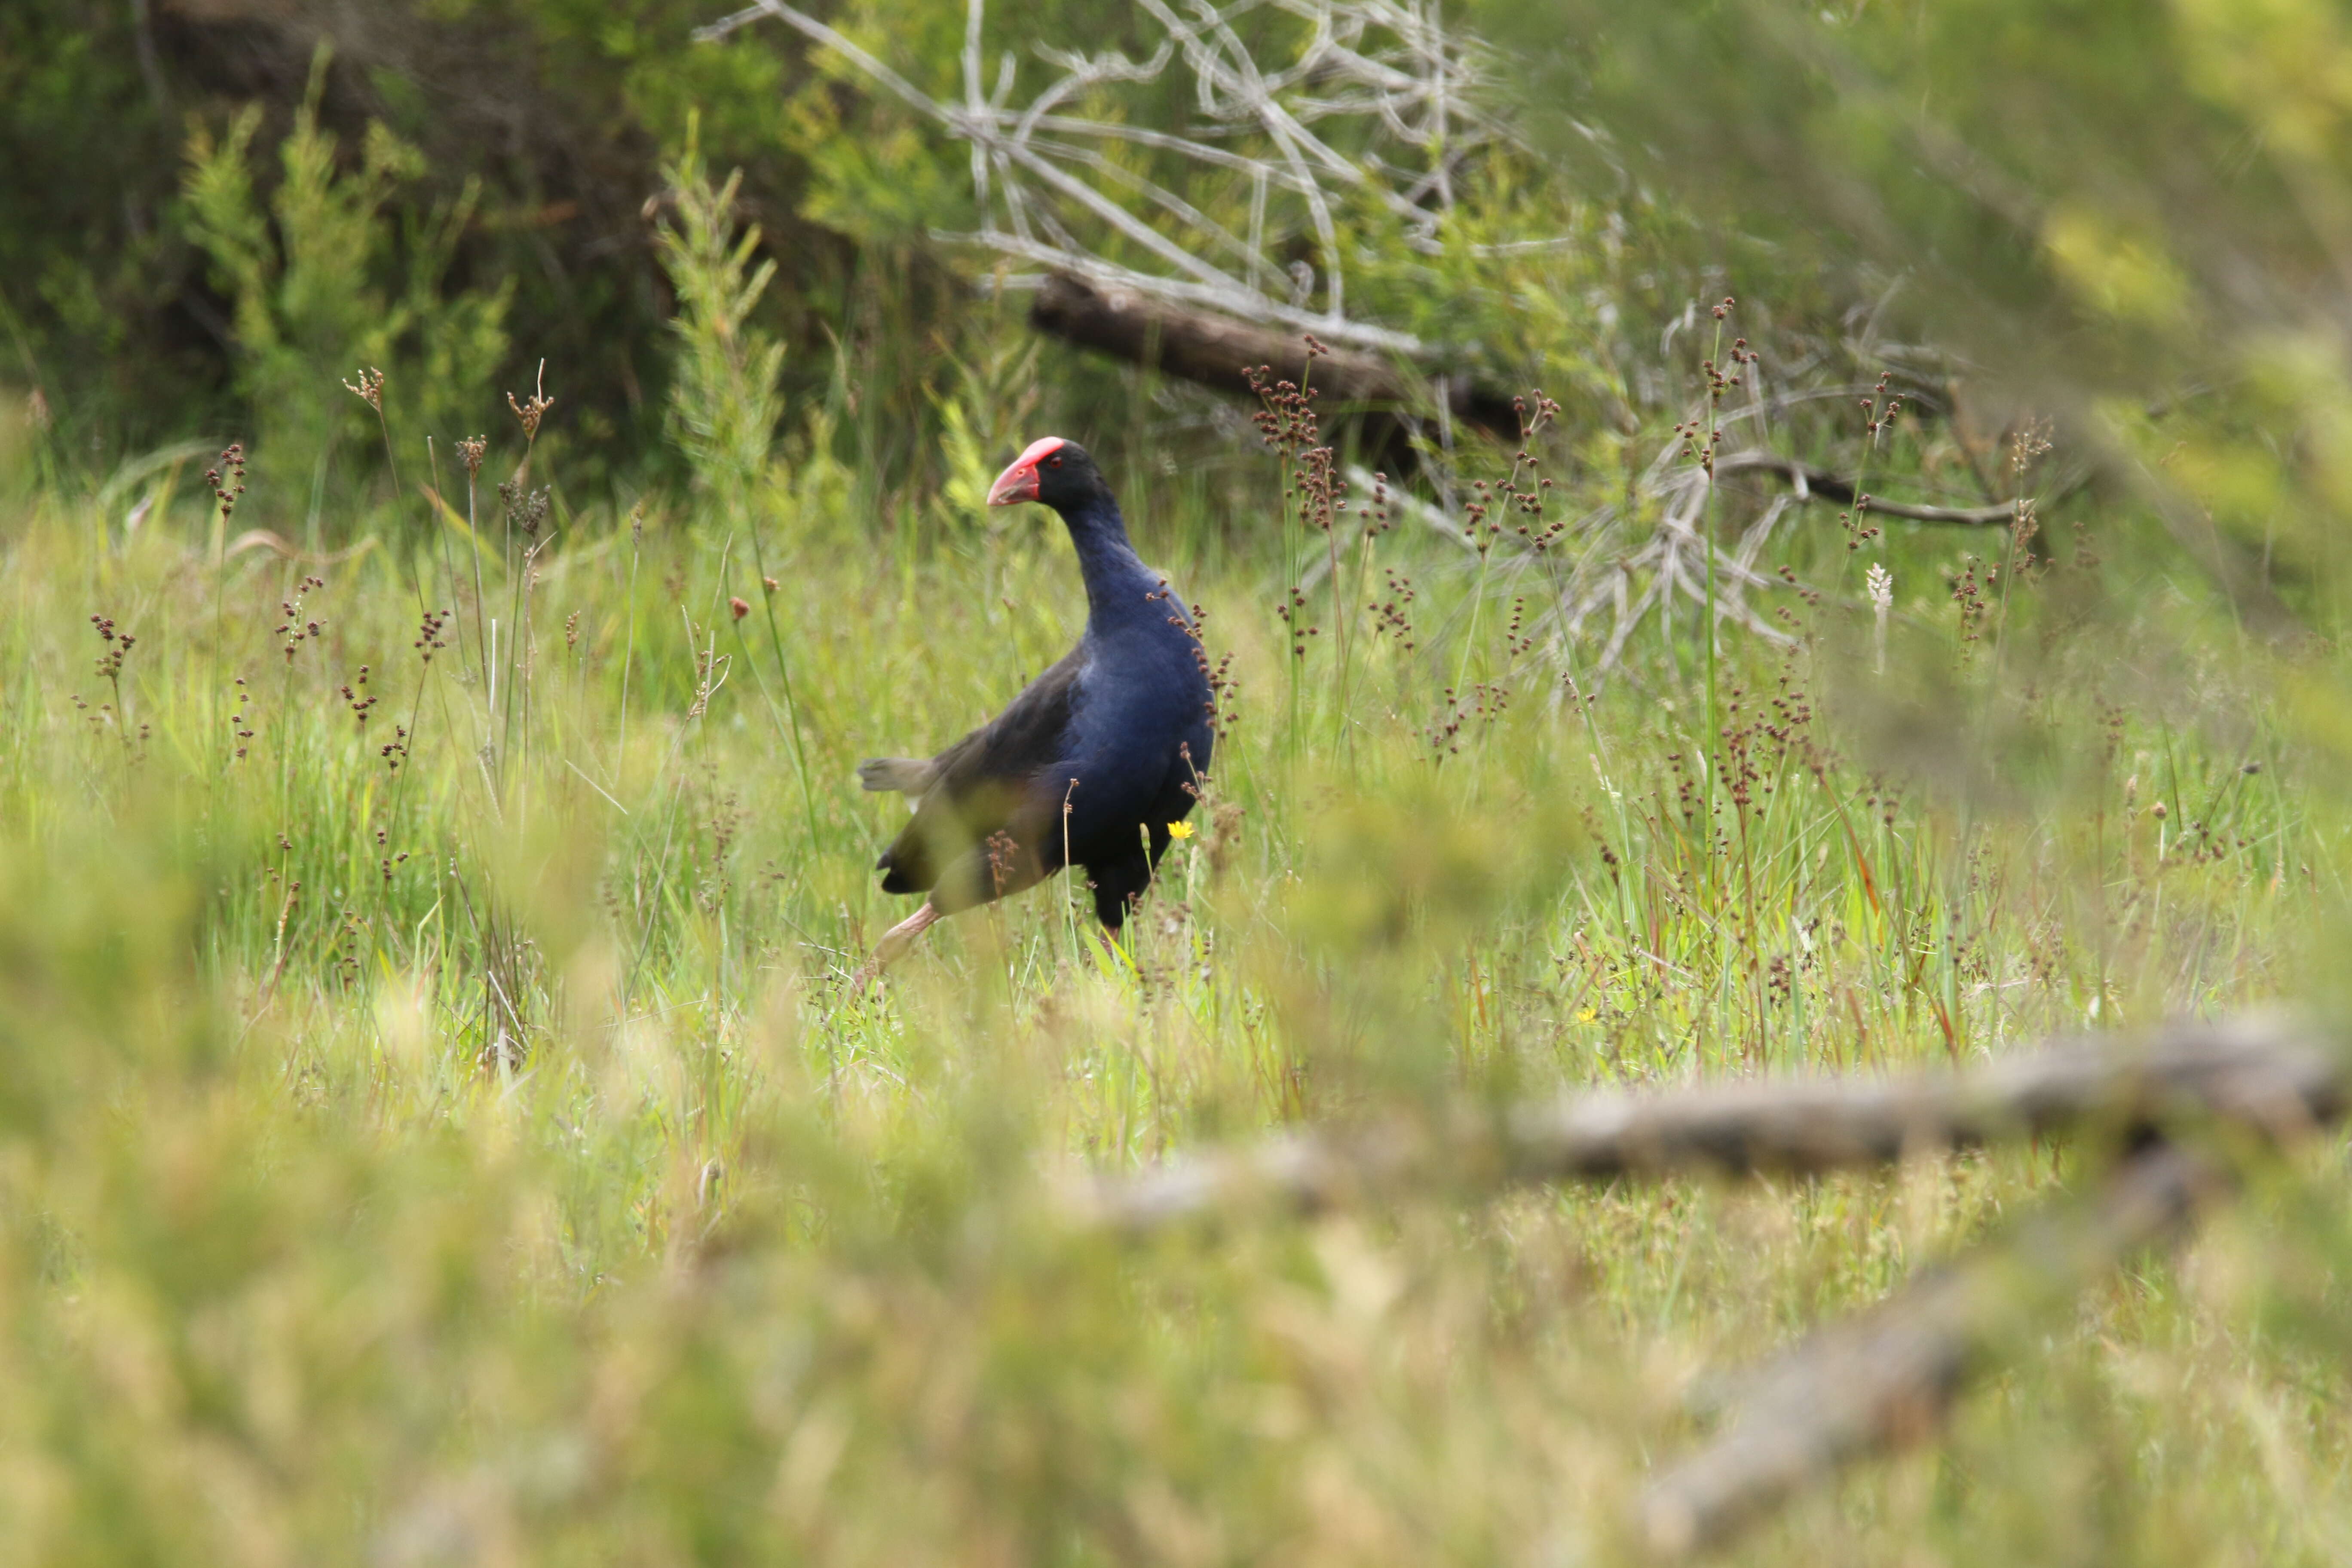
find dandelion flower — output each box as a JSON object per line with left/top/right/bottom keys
{"left": 1166, "top": 821, "right": 1195, "bottom": 840}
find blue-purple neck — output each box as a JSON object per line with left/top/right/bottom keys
{"left": 1056, "top": 495, "right": 1157, "bottom": 630}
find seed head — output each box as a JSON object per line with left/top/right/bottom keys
{"left": 507, "top": 361, "right": 554, "bottom": 442}
{"left": 507, "top": 485, "right": 551, "bottom": 537}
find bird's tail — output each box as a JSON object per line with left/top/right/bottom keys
{"left": 857, "top": 757, "right": 938, "bottom": 796}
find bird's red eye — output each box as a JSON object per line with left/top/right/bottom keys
{"left": 1047, "top": 455, "right": 1062, "bottom": 467}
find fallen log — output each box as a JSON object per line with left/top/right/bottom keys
{"left": 1026, "top": 270, "right": 1524, "bottom": 469}
{"left": 1029, "top": 273, "right": 2076, "bottom": 529}
{"left": 1064, "top": 1014, "right": 2342, "bottom": 1233}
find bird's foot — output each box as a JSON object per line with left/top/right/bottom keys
{"left": 848, "top": 901, "right": 942, "bottom": 996}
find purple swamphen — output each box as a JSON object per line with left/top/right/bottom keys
{"left": 853, "top": 437, "right": 1214, "bottom": 983}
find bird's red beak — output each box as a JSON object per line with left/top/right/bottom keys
{"left": 987, "top": 436, "right": 1067, "bottom": 506}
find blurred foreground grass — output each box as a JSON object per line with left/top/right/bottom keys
{"left": 3, "top": 361, "right": 2352, "bottom": 1565}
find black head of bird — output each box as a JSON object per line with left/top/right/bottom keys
{"left": 986, "top": 435, "right": 1111, "bottom": 511}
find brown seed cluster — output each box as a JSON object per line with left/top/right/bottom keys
{"left": 1840, "top": 374, "right": 1904, "bottom": 551}
{"left": 276, "top": 576, "right": 327, "bottom": 664}
{"left": 205, "top": 444, "right": 247, "bottom": 525}
{"left": 228, "top": 676, "right": 253, "bottom": 760}
{"left": 1423, "top": 681, "right": 1509, "bottom": 759}
{"left": 1465, "top": 396, "right": 1564, "bottom": 552}
{"left": 88, "top": 615, "right": 133, "bottom": 682}
{"left": 986, "top": 829, "right": 1020, "bottom": 898}
{"left": 1243, "top": 364, "right": 1321, "bottom": 461}
{"left": 1371, "top": 567, "right": 1417, "bottom": 652}
{"left": 83, "top": 614, "right": 142, "bottom": 751}
{"left": 414, "top": 609, "right": 449, "bottom": 664}
{"left": 508, "top": 367, "right": 554, "bottom": 441}
{"left": 341, "top": 667, "right": 377, "bottom": 727}
{"left": 500, "top": 481, "right": 551, "bottom": 538}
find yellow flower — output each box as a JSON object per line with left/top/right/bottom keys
{"left": 1576, "top": 1007, "right": 1599, "bottom": 1024}
{"left": 1166, "top": 821, "right": 1195, "bottom": 840}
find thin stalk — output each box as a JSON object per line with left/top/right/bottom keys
{"left": 1062, "top": 775, "right": 1082, "bottom": 968}
{"left": 359, "top": 392, "right": 430, "bottom": 622}
{"left": 744, "top": 521, "right": 824, "bottom": 851}
{"left": 623, "top": 612, "right": 726, "bottom": 1010}
{"left": 385, "top": 649, "right": 433, "bottom": 832}
{"left": 1339, "top": 515, "right": 1381, "bottom": 769}
{"left": 499, "top": 500, "right": 522, "bottom": 792}
{"left": 210, "top": 517, "right": 229, "bottom": 777}
{"left": 427, "top": 438, "right": 470, "bottom": 682}
{"left": 514, "top": 541, "right": 545, "bottom": 830}
{"left": 464, "top": 457, "right": 489, "bottom": 722}
{"left": 617, "top": 511, "right": 643, "bottom": 790}
{"left": 1696, "top": 311, "right": 1730, "bottom": 908}
{"left": 1453, "top": 542, "right": 1494, "bottom": 703}
{"left": 1283, "top": 444, "right": 1303, "bottom": 765}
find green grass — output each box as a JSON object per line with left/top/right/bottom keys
{"left": 1, "top": 355, "right": 2350, "bottom": 1565}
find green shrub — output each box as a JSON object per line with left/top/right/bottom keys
{"left": 180, "top": 50, "right": 511, "bottom": 531}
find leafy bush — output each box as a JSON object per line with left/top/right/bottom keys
{"left": 181, "top": 51, "right": 512, "bottom": 525}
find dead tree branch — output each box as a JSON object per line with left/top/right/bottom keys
{"left": 700, "top": 0, "right": 1506, "bottom": 354}
{"left": 1481, "top": 408, "right": 2075, "bottom": 673}
{"left": 1638, "top": 1140, "right": 2224, "bottom": 1559}
{"left": 1030, "top": 270, "right": 1517, "bottom": 468}
{"left": 1065, "top": 1015, "right": 2342, "bottom": 1233}
{"left": 1712, "top": 450, "right": 2024, "bottom": 526}
{"left": 1064, "top": 1017, "right": 2342, "bottom": 1555}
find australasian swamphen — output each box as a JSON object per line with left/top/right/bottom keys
{"left": 853, "top": 437, "right": 1214, "bottom": 983}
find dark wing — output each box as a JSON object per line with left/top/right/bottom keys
{"left": 876, "top": 647, "right": 1085, "bottom": 895}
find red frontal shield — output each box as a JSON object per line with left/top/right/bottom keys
{"left": 986, "top": 436, "right": 1068, "bottom": 505}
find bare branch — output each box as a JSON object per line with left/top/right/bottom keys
{"left": 702, "top": 0, "right": 1502, "bottom": 344}
{"left": 1065, "top": 1014, "right": 2342, "bottom": 1233}
{"left": 1638, "top": 1142, "right": 2223, "bottom": 1559}
{"left": 957, "top": 239, "right": 1427, "bottom": 354}
{"left": 1713, "top": 450, "right": 2040, "bottom": 527}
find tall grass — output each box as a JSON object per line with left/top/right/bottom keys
{"left": 0, "top": 249, "right": 2348, "bottom": 1559}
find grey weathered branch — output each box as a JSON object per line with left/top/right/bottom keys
{"left": 1064, "top": 1017, "right": 2343, "bottom": 1556}
{"left": 1637, "top": 1140, "right": 2224, "bottom": 1559}
{"left": 1066, "top": 1015, "right": 2342, "bottom": 1233}
{"left": 700, "top": 0, "right": 1505, "bottom": 351}
{"left": 1712, "top": 450, "right": 2027, "bottom": 525}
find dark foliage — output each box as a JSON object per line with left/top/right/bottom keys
{"left": 0, "top": 0, "right": 932, "bottom": 480}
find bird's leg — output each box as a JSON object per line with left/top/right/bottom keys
{"left": 850, "top": 900, "right": 943, "bottom": 995}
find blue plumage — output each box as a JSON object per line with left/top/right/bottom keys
{"left": 1024, "top": 473, "right": 1215, "bottom": 922}
{"left": 854, "top": 438, "right": 1213, "bottom": 980}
